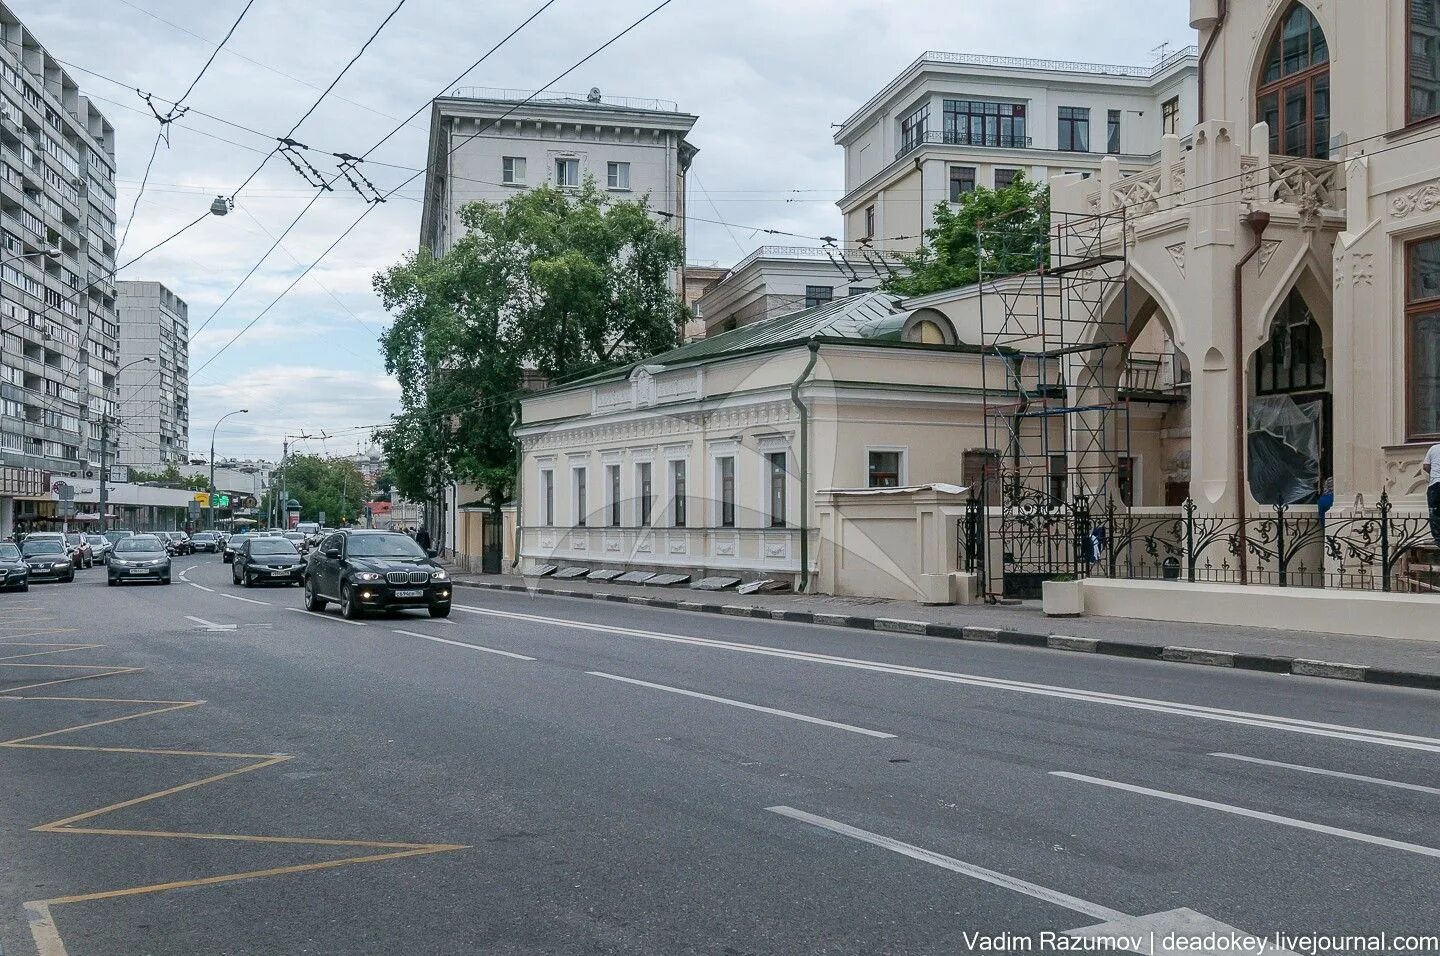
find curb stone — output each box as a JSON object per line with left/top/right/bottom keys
{"left": 454, "top": 580, "right": 1440, "bottom": 693}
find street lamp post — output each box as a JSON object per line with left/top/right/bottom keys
{"left": 209, "top": 409, "right": 249, "bottom": 531}
{"left": 98, "top": 357, "right": 154, "bottom": 533}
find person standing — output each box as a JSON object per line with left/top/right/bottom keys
{"left": 1425, "top": 440, "right": 1440, "bottom": 546}
{"left": 415, "top": 526, "right": 433, "bottom": 551}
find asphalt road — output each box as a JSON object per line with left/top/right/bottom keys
{"left": 0, "top": 554, "right": 1437, "bottom": 955}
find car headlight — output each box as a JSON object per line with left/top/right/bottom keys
{"left": 54, "top": 561, "right": 71, "bottom": 569}
{"left": 431, "top": 569, "right": 448, "bottom": 581}
{"left": 355, "top": 572, "right": 382, "bottom": 582}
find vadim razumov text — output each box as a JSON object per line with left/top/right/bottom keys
{"left": 956, "top": 931, "right": 1440, "bottom": 953}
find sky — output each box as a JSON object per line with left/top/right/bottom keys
{"left": 20, "top": 0, "right": 1192, "bottom": 463}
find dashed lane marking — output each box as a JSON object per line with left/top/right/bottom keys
{"left": 283, "top": 607, "right": 368, "bottom": 627}
{"left": 390, "top": 629, "right": 535, "bottom": 660}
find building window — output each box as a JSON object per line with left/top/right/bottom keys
{"left": 554, "top": 157, "right": 580, "bottom": 187}
{"left": 899, "top": 103, "right": 929, "bottom": 154}
{"left": 1107, "top": 110, "right": 1121, "bottom": 154}
{"left": 864, "top": 205, "right": 875, "bottom": 239}
{"left": 671, "top": 460, "right": 687, "bottom": 527}
{"left": 948, "top": 165, "right": 976, "bottom": 202}
{"left": 941, "top": 99, "right": 1027, "bottom": 148}
{"left": 993, "top": 168, "right": 1019, "bottom": 190}
{"left": 767, "top": 452, "right": 787, "bottom": 527}
{"left": 868, "top": 450, "right": 902, "bottom": 488}
{"left": 541, "top": 469, "right": 554, "bottom": 526}
{"left": 606, "top": 161, "right": 630, "bottom": 190}
{"left": 607, "top": 464, "right": 621, "bottom": 527}
{"left": 1058, "top": 106, "right": 1090, "bottom": 152}
{"left": 804, "top": 285, "right": 833, "bottom": 309}
{"left": 1119, "top": 456, "right": 1136, "bottom": 507}
{"left": 1048, "top": 455, "right": 1068, "bottom": 504}
{"left": 1257, "top": 1, "right": 1330, "bottom": 159}
{"left": 1161, "top": 96, "right": 1180, "bottom": 135}
{"left": 502, "top": 156, "right": 526, "bottom": 184}
{"left": 574, "top": 467, "right": 587, "bottom": 526}
{"left": 718, "top": 456, "right": 735, "bottom": 528}
{"left": 1411, "top": 0, "right": 1440, "bottom": 124}
{"left": 637, "top": 462, "right": 653, "bottom": 525}
{"left": 1256, "top": 288, "right": 1326, "bottom": 396}
{"left": 1407, "top": 237, "right": 1440, "bottom": 438}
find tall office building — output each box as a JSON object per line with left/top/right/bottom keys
{"left": 0, "top": 3, "right": 119, "bottom": 532}
{"left": 116, "top": 280, "right": 188, "bottom": 471}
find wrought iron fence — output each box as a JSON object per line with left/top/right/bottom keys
{"left": 962, "top": 486, "right": 1437, "bottom": 598}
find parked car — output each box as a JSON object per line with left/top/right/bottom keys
{"left": 222, "top": 531, "right": 254, "bottom": 564}
{"left": 304, "top": 529, "right": 451, "bottom": 619}
{"left": 0, "top": 541, "right": 29, "bottom": 591}
{"left": 103, "top": 530, "right": 133, "bottom": 548}
{"left": 107, "top": 535, "right": 172, "bottom": 586}
{"left": 86, "top": 534, "right": 112, "bottom": 564}
{"left": 20, "top": 537, "right": 74, "bottom": 583}
{"left": 232, "top": 536, "right": 305, "bottom": 587}
{"left": 64, "top": 532, "right": 95, "bottom": 569}
{"left": 190, "top": 531, "right": 221, "bottom": 553}
{"left": 283, "top": 531, "right": 311, "bottom": 554}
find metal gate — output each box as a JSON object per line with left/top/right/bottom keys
{"left": 481, "top": 512, "right": 503, "bottom": 574}
{"left": 997, "top": 481, "right": 1092, "bottom": 599}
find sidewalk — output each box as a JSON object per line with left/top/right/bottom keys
{"left": 450, "top": 572, "right": 1440, "bottom": 692}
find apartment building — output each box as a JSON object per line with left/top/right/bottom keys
{"left": 115, "top": 281, "right": 188, "bottom": 470}
{"left": 0, "top": 2, "right": 119, "bottom": 533}
{"left": 834, "top": 48, "right": 1198, "bottom": 251}
{"left": 418, "top": 86, "right": 699, "bottom": 285}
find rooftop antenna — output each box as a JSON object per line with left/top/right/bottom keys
{"left": 1151, "top": 41, "right": 1171, "bottom": 64}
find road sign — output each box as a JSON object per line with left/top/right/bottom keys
{"left": 213, "top": 494, "right": 230, "bottom": 508}
{"left": 194, "top": 492, "right": 210, "bottom": 507}
{"left": 188, "top": 500, "right": 200, "bottom": 518}
{"left": 318, "top": 511, "right": 326, "bottom": 525}
{"left": 58, "top": 499, "right": 75, "bottom": 517}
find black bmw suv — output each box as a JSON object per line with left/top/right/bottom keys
{"left": 303, "top": 529, "right": 451, "bottom": 619}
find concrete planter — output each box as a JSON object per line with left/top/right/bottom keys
{"left": 1042, "top": 579, "right": 1085, "bottom": 617}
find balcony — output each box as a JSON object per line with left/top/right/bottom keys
{"left": 895, "top": 129, "right": 1033, "bottom": 161}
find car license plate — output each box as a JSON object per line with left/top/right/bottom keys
{"left": 129, "top": 568, "right": 148, "bottom": 575}
{"left": 393, "top": 588, "right": 422, "bottom": 598}
{"left": 270, "top": 569, "right": 288, "bottom": 575}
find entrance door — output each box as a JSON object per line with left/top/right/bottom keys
{"left": 481, "top": 512, "right": 503, "bottom": 574}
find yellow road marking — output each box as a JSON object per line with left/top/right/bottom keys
{"left": 2, "top": 701, "right": 202, "bottom": 745}
{"left": 47, "top": 827, "right": 462, "bottom": 850}
{"left": 0, "top": 667, "right": 143, "bottom": 694}
{"left": 0, "top": 645, "right": 102, "bottom": 662}
{"left": 9, "top": 695, "right": 197, "bottom": 705}
{"left": 40, "top": 845, "right": 468, "bottom": 906}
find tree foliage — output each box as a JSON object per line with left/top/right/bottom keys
{"left": 128, "top": 462, "right": 209, "bottom": 491}
{"left": 276, "top": 454, "right": 368, "bottom": 524}
{"left": 374, "top": 180, "right": 686, "bottom": 513}
{"left": 883, "top": 174, "right": 1050, "bottom": 297}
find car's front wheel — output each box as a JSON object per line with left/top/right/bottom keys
{"left": 339, "top": 583, "right": 362, "bottom": 620}
{"left": 106, "top": 577, "right": 116, "bottom": 587}
{"left": 429, "top": 604, "right": 451, "bottom": 619}
{"left": 241, "top": 570, "right": 253, "bottom": 588}
{"left": 303, "top": 579, "right": 326, "bottom": 612}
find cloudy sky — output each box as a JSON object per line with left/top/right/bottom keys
{"left": 21, "top": 0, "right": 1191, "bottom": 462}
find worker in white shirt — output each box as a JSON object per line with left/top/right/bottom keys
{"left": 1425, "top": 440, "right": 1440, "bottom": 546}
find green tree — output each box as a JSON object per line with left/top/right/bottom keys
{"left": 278, "top": 455, "right": 368, "bottom": 524}
{"left": 374, "top": 179, "right": 685, "bottom": 516}
{"left": 883, "top": 174, "right": 1050, "bottom": 298}
{"left": 128, "top": 462, "right": 209, "bottom": 491}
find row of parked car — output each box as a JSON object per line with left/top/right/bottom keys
{"left": 0, "top": 528, "right": 222, "bottom": 591}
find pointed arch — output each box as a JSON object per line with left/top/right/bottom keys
{"left": 1254, "top": 1, "right": 1331, "bottom": 160}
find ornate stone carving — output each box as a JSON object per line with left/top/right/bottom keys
{"left": 764, "top": 542, "right": 787, "bottom": 558}
{"left": 1256, "top": 239, "right": 1283, "bottom": 276}
{"left": 1112, "top": 168, "right": 1163, "bottom": 217}
{"left": 716, "top": 541, "right": 736, "bottom": 556}
{"left": 1333, "top": 254, "right": 1345, "bottom": 290}
{"left": 1165, "top": 242, "right": 1186, "bottom": 277}
{"left": 668, "top": 540, "right": 687, "bottom": 554}
{"left": 1390, "top": 182, "right": 1440, "bottom": 219}
{"left": 1351, "top": 253, "right": 1373, "bottom": 287}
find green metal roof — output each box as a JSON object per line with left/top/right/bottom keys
{"left": 554, "top": 292, "right": 916, "bottom": 390}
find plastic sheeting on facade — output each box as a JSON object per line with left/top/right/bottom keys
{"left": 1247, "top": 393, "right": 1322, "bottom": 505}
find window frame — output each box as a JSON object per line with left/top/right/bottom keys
{"left": 1107, "top": 109, "right": 1121, "bottom": 154}
{"left": 940, "top": 99, "right": 1027, "bottom": 148}
{"left": 540, "top": 468, "right": 555, "bottom": 527}
{"left": 717, "top": 455, "right": 736, "bottom": 528}
{"left": 948, "top": 165, "right": 976, "bottom": 202}
{"left": 501, "top": 155, "right": 526, "bottom": 185}
{"left": 1255, "top": 1, "right": 1331, "bottom": 159}
{"left": 573, "top": 465, "right": 587, "bottom": 527}
{"left": 864, "top": 205, "right": 875, "bottom": 239}
{"left": 993, "top": 168, "right": 1019, "bottom": 191}
{"left": 554, "top": 157, "right": 580, "bottom": 188}
{"left": 1255, "top": 288, "right": 1327, "bottom": 397}
{"left": 1409, "top": 0, "right": 1440, "bottom": 126}
{"left": 804, "top": 285, "right": 834, "bottom": 309}
{"left": 670, "top": 459, "right": 687, "bottom": 528}
{"left": 606, "top": 161, "right": 631, "bottom": 190}
{"left": 1161, "top": 96, "right": 1180, "bottom": 135}
{"left": 1406, "top": 236, "right": 1440, "bottom": 441}
{"left": 899, "top": 102, "right": 929, "bottom": 154}
{"left": 636, "top": 461, "right": 653, "bottom": 526}
{"left": 766, "top": 452, "right": 787, "bottom": 528}
{"left": 1057, "top": 106, "right": 1090, "bottom": 152}
{"left": 607, "top": 463, "right": 621, "bottom": 527}
{"left": 866, "top": 448, "right": 905, "bottom": 489}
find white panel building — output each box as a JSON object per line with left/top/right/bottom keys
{"left": 115, "top": 280, "right": 188, "bottom": 470}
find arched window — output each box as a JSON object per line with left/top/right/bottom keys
{"left": 1256, "top": 2, "right": 1330, "bottom": 159}
{"left": 901, "top": 309, "right": 957, "bottom": 345}
{"left": 1256, "top": 288, "right": 1326, "bottom": 395}
{"left": 907, "top": 320, "right": 947, "bottom": 344}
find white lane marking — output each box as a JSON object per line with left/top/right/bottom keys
{"left": 185, "top": 616, "right": 236, "bottom": 631}
{"left": 768, "top": 806, "right": 1126, "bottom": 921}
{"left": 188, "top": 583, "right": 215, "bottom": 593}
{"left": 283, "top": 607, "right": 368, "bottom": 627}
{"left": 1210, "top": 752, "right": 1440, "bottom": 797}
{"left": 179, "top": 565, "right": 198, "bottom": 583}
{"left": 450, "top": 605, "right": 1440, "bottom": 754}
{"left": 1051, "top": 772, "right": 1440, "bottom": 860}
{"left": 221, "top": 593, "right": 271, "bottom": 606}
{"left": 391, "top": 629, "right": 535, "bottom": 660}
{"left": 25, "top": 900, "right": 68, "bottom": 956}
{"left": 591, "top": 671, "right": 895, "bottom": 739}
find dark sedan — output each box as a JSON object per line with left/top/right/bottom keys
{"left": 190, "top": 531, "right": 221, "bottom": 553}
{"left": 0, "top": 542, "right": 29, "bottom": 591}
{"left": 21, "top": 538, "right": 74, "bottom": 583}
{"left": 233, "top": 537, "right": 305, "bottom": 587}
{"left": 303, "top": 530, "right": 451, "bottom": 619}
{"left": 222, "top": 532, "right": 254, "bottom": 564}
{"left": 107, "top": 535, "right": 172, "bottom": 586}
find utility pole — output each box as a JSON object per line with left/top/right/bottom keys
{"left": 209, "top": 409, "right": 249, "bottom": 531}
{"left": 98, "top": 415, "right": 109, "bottom": 534}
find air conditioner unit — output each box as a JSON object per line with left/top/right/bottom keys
{"left": 84, "top": 469, "right": 94, "bottom": 478}
{"left": 68, "top": 470, "right": 78, "bottom": 477}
